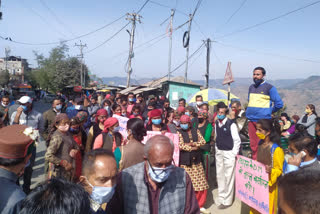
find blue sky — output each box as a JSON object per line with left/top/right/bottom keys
{"left": 1, "top": 0, "right": 319, "bottom": 81}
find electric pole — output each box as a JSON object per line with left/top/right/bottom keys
{"left": 168, "top": 9, "right": 175, "bottom": 81}
{"left": 205, "top": 38, "right": 211, "bottom": 89}
{"left": 184, "top": 14, "right": 193, "bottom": 83}
{"left": 126, "top": 13, "right": 141, "bottom": 88}
{"left": 75, "top": 41, "right": 87, "bottom": 87}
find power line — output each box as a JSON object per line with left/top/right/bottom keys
{"left": 216, "top": 0, "right": 320, "bottom": 39}
{"left": 84, "top": 22, "right": 130, "bottom": 54}
{"left": 0, "top": 0, "right": 151, "bottom": 46}
{"left": 215, "top": 0, "right": 248, "bottom": 33}
{"left": 0, "top": 15, "right": 126, "bottom": 45}
{"left": 137, "top": 0, "right": 150, "bottom": 13}
{"left": 19, "top": 0, "right": 68, "bottom": 38}
{"left": 148, "top": 0, "right": 188, "bottom": 16}
{"left": 39, "top": 0, "right": 76, "bottom": 37}
{"left": 160, "top": 42, "right": 205, "bottom": 78}
{"left": 215, "top": 41, "right": 320, "bottom": 64}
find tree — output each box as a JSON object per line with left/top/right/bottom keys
{"left": 26, "top": 43, "right": 90, "bottom": 92}
{"left": 0, "top": 70, "right": 10, "bottom": 87}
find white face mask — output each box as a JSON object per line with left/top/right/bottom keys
{"left": 1, "top": 102, "right": 8, "bottom": 108}
{"left": 87, "top": 179, "right": 116, "bottom": 204}
{"left": 75, "top": 105, "right": 83, "bottom": 110}
{"left": 196, "top": 101, "right": 203, "bottom": 106}
{"left": 148, "top": 162, "right": 173, "bottom": 183}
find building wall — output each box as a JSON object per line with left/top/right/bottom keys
{"left": 168, "top": 82, "right": 200, "bottom": 109}
{"left": 0, "top": 58, "right": 27, "bottom": 75}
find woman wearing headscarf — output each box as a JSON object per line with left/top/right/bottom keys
{"left": 146, "top": 109, "right": 169, "bottom": 133}
{"left": 45, "top": 113, "right": 79, "bottom": 181}
{"left": 178, "top": 114, "right": 209, "bottom": 213}
{"left": 93, "top": 117, "right": 123, "bottom": 151}
{"left": 298, "top": 104, "right": 317, "bottom": 136}
{"left": 197, "top": 109, "right": 213, "bottom": 181}
{"left": 76, "top": 111, "right": 90, "bottom": 133}
{"left": 85, "top": 109, "right": 108, "bottom": 152}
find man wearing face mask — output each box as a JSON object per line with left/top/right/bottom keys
{"left": 195, "top": 95, "right": 204, "bottom": 113}
{"left": 0, "top": 95, "right": 11, "bottom": 126}
{"left": 80, "top": 149, "right": 118, "bottom": 214}
{"left": 66, "top": 97, "right": 91, "bottom": 131}
{"left": 107, "top": 135, "right": 200, "bottom": 214}
{"left": 43, "top": 98, "right": 63, "bottom": 141}
{"left": 10, "top": 96, "right": 44, "bottom": 194}
{"left": 215, "top": 102, "right": 241, "bottom": 209}
{"left": 285, "top": 132, "right": 320, "bottom": 174}
{"left": 246, "top": 67, "right": 283, "bottom": 160}
{"left": 0, "top": 125, "right": 35, "bottom": 214}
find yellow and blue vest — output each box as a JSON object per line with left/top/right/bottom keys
{"left": 246, "top": 82, "right": 283, "bottom": 122}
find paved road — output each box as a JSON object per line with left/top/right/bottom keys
{"left": 29, "top": 100, "right": 249, "bottom": 214}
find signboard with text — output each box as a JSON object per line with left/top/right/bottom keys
{"left": 236, "top": 155, "right": 269, "bottom": 214}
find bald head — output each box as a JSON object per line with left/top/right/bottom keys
{"left": 144, "top": 135, "right": 174, "bottom": 168}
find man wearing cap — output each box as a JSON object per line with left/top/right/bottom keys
{"left": 10, "top": 96, "right": 44, "bottom": 194}
{"left": 0, "top": 125, "right": 35, "bottom": 214}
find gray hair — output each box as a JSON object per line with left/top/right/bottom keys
{"left": 144, "top": 135, "right": 174, "bottom": 158}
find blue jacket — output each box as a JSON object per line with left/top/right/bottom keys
{"left": 246, "top": 82, "right": 283, "bottom": 122}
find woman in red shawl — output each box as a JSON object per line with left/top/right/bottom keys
{"left": 145, "top": 109, "right": 169, "bottom": 133}
{"left": 85, "top": 109, "right": 108, "bottom": 152}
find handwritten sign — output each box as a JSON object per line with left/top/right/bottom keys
{"left": 236, "top": 155, "right": 269, "bottom": 214}
{"left": 112, "top": 115, "right": 129, "bottom": 139}
{"left": 142, "top": 131, "right": 180, "bottom": 166}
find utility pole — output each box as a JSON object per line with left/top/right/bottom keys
{"left": 184, "top": 14, "right": 193, "bottom": 83}
{"left": 126, "top": 13, "right": 141, "bottom": 88}
{"left": 168, "top": 9, "right": 175, "bottom": 81}
{"left": 4, "top": 47, "right": 10, "bottom": 72}
{"left": 204, "top": 38, "right": 211, "bottom": 89}
{"left": 75, "top": 41, "right": 87, "bottom": 87}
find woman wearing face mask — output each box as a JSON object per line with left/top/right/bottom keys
{"left": 297, "top": 104, "right": 317, "bottom": 137}
{"left": 117, "top": 118, "right": 147, "bottom": 170}
{"left": 178, "top": 114, "right": 209, "bottom": 212}
{"left": 86, "top": 109, "right": 108, "bottom": 153}
{"left": 185, "top": 106, "right": 198, "bottom": 129}
{"left": 111, "top": 104, "right": 122, "bottom": 117}
{"left": 146, "top": 109, "right": 169, "bottom": 133}
{"left": 93, "top": 117, "right": 123, "bottom": 167}
{"left": 45, "top": 113, "right": 79, "bottom": 181}
{"left": 250, "top": 119, "right": 284, "bottom": 214}
{"left": 129, "top": 105, "right": 143, "bottom": 120}
{"left": 101, "top": 100, "right": 112, "bottom": 116}
{"left": 197, "top": 110, "right": 213, "bottom": 181}
{"left": 166, "top": 110, "right": 177, "bottom": 133}
{"left": 70, "top": 117, "right": 87, "bottom": 180}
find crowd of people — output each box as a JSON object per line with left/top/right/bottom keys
{"left": 0, "top": 67, "right": 319, "bottom": 214}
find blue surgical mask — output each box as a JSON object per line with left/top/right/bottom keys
{"left": 128, "top": 98, "right": 136, "bottom": 103}
{"left": 133, "top": 112, "right": 139, "bottom": 116}
{"left": 55, "top": 104, "right": 62, "bottom": 111}
{"left": 217, "top": 114, "right": 226, "bottom": 120}
{"left": 113, "top": 126, "right": 120, "bottom": 133}
{"left": 20, "top": 105, "right": 28, "bottom": 112}
{"left": 185, "top": 112, "right": 190, "bottom": 116}
{"left": 180, "top": 124, "right": 189, "bottom": 130}
{"left": 148, "top": 162, "right": 173, "bottom": 183}
{"left": 88, "top": 181, "right": 116, "bottom": 204}
{"left": 152, "top": 119, "right": 162, "bottom": 125}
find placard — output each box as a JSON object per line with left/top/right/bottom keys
{"left": 142, "top": 131, "right": 180, "bottom": 166}
{"left": 236, "top": 155, "right": 269, "bottom": 214}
